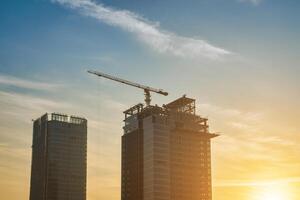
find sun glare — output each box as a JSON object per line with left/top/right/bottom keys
{"left": 262, "top": 192, "right": 283, "bottom": 200}
{"left": 255, "top": 183, "right": 287, "bottom": 200}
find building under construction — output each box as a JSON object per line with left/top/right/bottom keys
{"left": 121, "top": 96, "right": 218, "bottom": 200}
{"left": 87, "top": 70, "right": 218, "bottom": 200}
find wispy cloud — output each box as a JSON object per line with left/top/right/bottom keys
{"left": 52, "top": 0, "right": 231, "bottom": 59}
{"left": 198, "top": 103, "right": 263, "bottom": 122}
{"left": 0, "top": 91, "right": 64, "bottom": 110}
{"left": 238, "top": 0, "right": 263, "bottom": 6}
{"left": 215, "top": 177, "right": 300, "bottom": 187}
{"left": 0, "top": 91, "right": 69, "bottom": 122}
{"left": 0, "top": 74, "right": 60, "bottom": 91}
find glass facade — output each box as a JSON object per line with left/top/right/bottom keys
{"left": 29, "top": 113, "right": 87, "bottom": 200}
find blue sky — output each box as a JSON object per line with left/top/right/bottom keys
{"left": 1, "top": 0, "right": 299, "bottom": 104}
{"left": 1, "top": 0, "right": 299, "bottom": 89}
{"left": 1, "top": 0, "right": 299, "bottom": 73}
{"left": 0, "top": 0, "right": 300, "bottom": 199}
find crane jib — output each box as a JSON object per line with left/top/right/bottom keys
{"left": 87, "top": 69, "right": 168, "bottom": 106}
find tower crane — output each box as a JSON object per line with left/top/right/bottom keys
{"left": 87, "top": 70, "right": 168, "bottom": 106}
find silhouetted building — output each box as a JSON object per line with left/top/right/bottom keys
{"left": 121, "top": 96, "right": 218, "bottom": 200}
{"left": 29, "top": 113, "right": 87, "bottom": 200}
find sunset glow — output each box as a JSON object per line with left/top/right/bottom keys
{"left": 256, "top": 184, "right": 286, "bottom": 200}
{"left": 1, "top": 0, "right": 300, "bottom": 200}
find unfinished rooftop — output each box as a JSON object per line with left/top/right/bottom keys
{"left": 123, "top": 95, "right": 218, "bottom": 138}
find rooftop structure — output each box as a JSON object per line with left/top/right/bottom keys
{"left": 44, "top": 113, "right": 87, "bottom": 124}
{"left": 121, "top": 96, "right": 218, "bottom": 200}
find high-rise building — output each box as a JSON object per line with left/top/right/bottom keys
{"left": 29, "top": 113, "right": 87, "bottom": 200}
{"left": 121, "top": 96, "right": 218, "bottom": 200}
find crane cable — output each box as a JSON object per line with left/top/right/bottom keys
{"left": 97, "top": 78, "right": 102, "bottom": 192}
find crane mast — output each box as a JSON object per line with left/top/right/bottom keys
{"left": 87, "top": 70, "right": 168, "bottom": 106}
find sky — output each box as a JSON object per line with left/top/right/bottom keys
{"left": 0, "top": 0, "right": 300, "bottom": 199}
